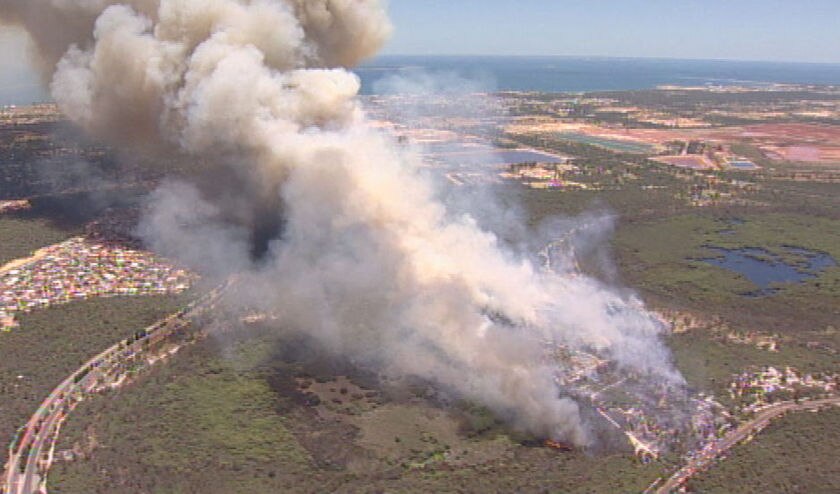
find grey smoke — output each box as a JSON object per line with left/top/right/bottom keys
{"left": 2, "top": 0, "right": 684, "bottom": 447}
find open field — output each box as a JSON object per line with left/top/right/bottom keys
{"left": 0, "top": 217, "right": 75, "bottom": 266}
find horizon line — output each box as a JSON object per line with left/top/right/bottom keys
{"left": 374, "top": 53, "right": 840, "bottom": 67}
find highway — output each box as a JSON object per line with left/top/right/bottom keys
{"left": 655, "top": 397, "right": 840, "bottom": 494}
{"left": 1, "top": 284, "right": 227, "bottom": 494}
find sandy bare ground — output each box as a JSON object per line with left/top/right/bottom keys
{"left": 0, "top": 243, "right": 56, "bottom": 276}
{"left": 508, "top": 121, "right": 840, "bottom": 166}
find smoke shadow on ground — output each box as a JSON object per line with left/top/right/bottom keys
{"left": 207, "top": 311, "right": 633, "bottom": 462}
{"left": 8, "top": 188, "right": 146, "bottom": 231}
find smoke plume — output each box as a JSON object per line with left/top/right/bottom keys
{"left": 2, "top": 0, "right": 683, "bottom": 446}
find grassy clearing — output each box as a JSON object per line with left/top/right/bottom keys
{"left": 151, "top": 374, "right": 309, "bottom": 468}
{"left": 0, "top": 293, "right": 194, "bottom": 467}
{"left": 0, "top": 217, "right": 75, "bottom": 266}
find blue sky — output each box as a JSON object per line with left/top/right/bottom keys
{"left": 2, "top": 1, "right": 839, "bottom": 104}
{"left": 383, "top": 0, "right": 840, "bottom": 63}
{"left": 0, "top": 27, "right": 48, "bottom": 105}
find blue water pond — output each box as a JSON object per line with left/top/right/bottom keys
{"left": 700, "top": 246, "right": 837, "bottom": 296}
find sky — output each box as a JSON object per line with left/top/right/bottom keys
{"left": 1, "top": 0, "right": 840, "bottom": 104}
{"left": 383, "top": 0, "right": 840, "bottom": 63}
{"left": 0, "top": 27, "right": 48, "bottom": 105}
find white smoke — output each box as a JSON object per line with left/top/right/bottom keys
{"left": 2, "top": 0, "right": 684, "bottom": 447}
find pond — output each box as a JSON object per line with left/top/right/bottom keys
{"left": 728, "top": 160, "right": 760, "bottom": 170}
{"left": 700, "top": 246, "right": 837, "bottom": 296}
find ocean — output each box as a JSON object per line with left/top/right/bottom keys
{"left": 357, "top": 56, "right": 840, "bottom": 94}
{"left": 5, "top": 56, "right": 840, "bottom": 106}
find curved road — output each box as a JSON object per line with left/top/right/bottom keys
{"left": 656, "top": 397, "right": 840, "bottom": 493}
{"left": 2, "top": 284, "right": 227, "bottom": 494}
